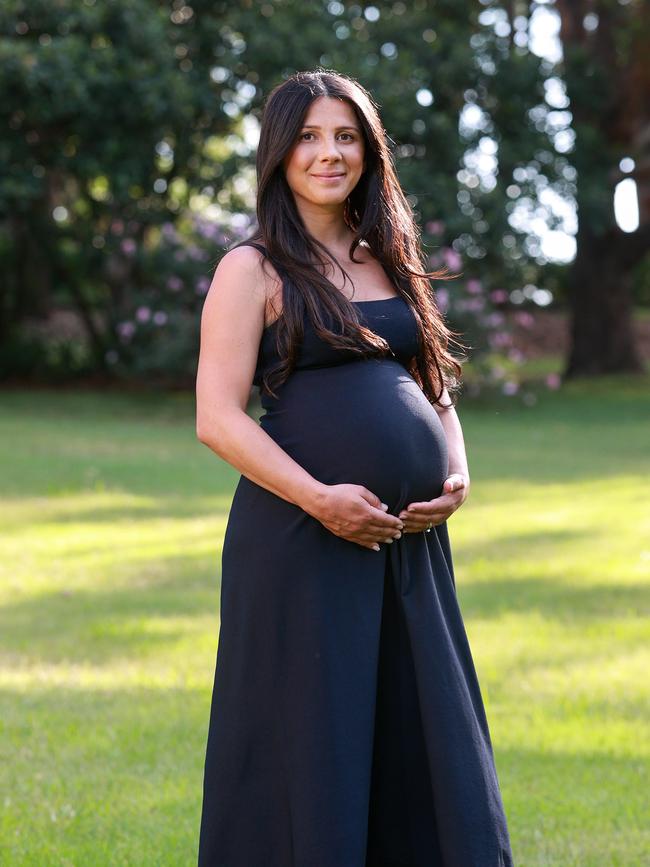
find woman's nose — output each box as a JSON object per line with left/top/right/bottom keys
{"left": 318, "top": 137, "right": 342, "bottom": 159}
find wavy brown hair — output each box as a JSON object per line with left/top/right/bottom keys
{"left": 231, "top": 68, "right": 467, "bottom": 407}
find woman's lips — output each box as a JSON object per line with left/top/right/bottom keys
{"left": 311, "top": 173, "right": 346, "bottom": 181}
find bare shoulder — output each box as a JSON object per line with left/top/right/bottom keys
{"left": 211, "top": 244, "right": 283, "bottom": 325}
{"left": 212, "top": 244, "right": 266, "bottom": 297}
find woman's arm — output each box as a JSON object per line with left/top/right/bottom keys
{"left": 434, "top": 388, "right": 470, "bottom": 490}
{"left": 195, "top": 246, "right": 329, "bottom": 519}
{"left": 195, "top": 248, "right": 403, "bottom": 553}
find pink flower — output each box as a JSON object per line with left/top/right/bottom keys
{"left": 502, "top": 381, "right": 519, "bottom": 395}
{"left": 120, "top": 239, "right": 137, "bottom": 255}
{"left": 166, "top": 276, "right": 183, "bottom": 292}
{"left": 456, "top": 298, "right": 484, "bottom": 313}
{"left": 425, "top": 220, "right": 445, "bottom": 235}
{"left": 514, "top": 311, "right": 535, "bottom": 328}
{"left": 187, "top": 245, "right": 208, "bottom": 262}
{"left": 484, "top": 311, "right": 505, "bottom": 327}
{"left": 195, "top": 276, "right": 211, "bottom": 296}
{"left": 153, "top": 311, "right": 168, "bottom": 326}
{"left": 441, "top": 247, "right": 462, "bottom": 271}
{"left": 466, "top": 278, "right": 483, "bottom": 295}
{"left": 194, "top": 218, "right": 225, "bottom": 242}
{"left": 117, "top": 321, "right": 136, "bottom": 340}
{"left": 489, "top": 289, "right": 508, "bottom": 304}
{"left": 545, "top": 373, "right": 561, "bottom": 390}
{"left": 135, "top": 306, "right": 151, "bottom": 323}
{"left": 434, "top": 288, "right": 449, "bottom": 313}
{"left": 490, "top": 331, "right": 512, "bottom": 348}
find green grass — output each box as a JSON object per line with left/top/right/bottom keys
{"left": 1, "top": 375, "right": 649, "bottom": 866}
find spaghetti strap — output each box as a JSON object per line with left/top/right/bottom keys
{"left": 239, "top": 240, "right": 268, "bottom": 256}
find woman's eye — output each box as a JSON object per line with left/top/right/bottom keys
{"left": 298, "top": 133, "right": 354, "bottom": 141}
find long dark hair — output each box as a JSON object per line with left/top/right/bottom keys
{"left": 232, "top": 68, "right": 466, "bottom": 407}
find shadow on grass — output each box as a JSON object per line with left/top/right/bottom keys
{"left": 456, "top": 575, "right": 648, "bottom": 623}
{"left": 0, "top": 558, "right": 223, "bottom": 664}
{"left": 1, "top": 561, "right": 646, "bottom": 668}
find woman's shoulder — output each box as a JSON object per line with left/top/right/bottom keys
{"left": 218, "top": 243, "right": 282, "bottom": 286}
{"left": 219, "top": 242, "right": 266, "bottom": 271}
{"left": 218, "top": 242, "right": 283, "bottom": 326}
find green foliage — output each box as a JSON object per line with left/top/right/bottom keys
{"left": 1, "top": 0, "right": 646, "bottom": 382}
{"left": 0, "top": 0, "right": 235, "bottom": 376}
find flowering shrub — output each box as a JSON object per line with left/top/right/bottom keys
{"left": 101, "top": 211, "right": 555, "bottom": 399}
{"left": 103, "top": 213, "right": 251, "bottom": 382}
{"left": 426, "top": 221, "right": 554, "bottom": 403}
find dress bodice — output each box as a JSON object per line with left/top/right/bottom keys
{"left": 253, "top": 296, "right": 419, "bottom": 390}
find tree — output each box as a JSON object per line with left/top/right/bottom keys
{"left": 555, "top": 0, "right": 649, "bottom": 376}
{"left": 0, "top": 0, "right": 236, "bottom": 369}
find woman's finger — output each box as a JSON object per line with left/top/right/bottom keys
{"left": 401, "top": 507, "right": 459, "bottom": 530}
{"left": 443, "top": 474, "right": 466, "bottom": 492}
{"left": 400, "top": 503, "right": 442, "bottom": 521}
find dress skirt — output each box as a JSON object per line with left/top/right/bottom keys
{"left": 365, "top": 552, "right": 444, "bottom": 867}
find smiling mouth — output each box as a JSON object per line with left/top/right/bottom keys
{"left": 312, "top": 173, "right": 346, "bottom": 179}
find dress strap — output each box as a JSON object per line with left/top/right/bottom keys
{"left": 242, "top": 241, "right": 268, "bottom": 257}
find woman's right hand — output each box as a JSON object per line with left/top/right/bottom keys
{"left": 310, "top": 484, "right": 404, "bottom": 551}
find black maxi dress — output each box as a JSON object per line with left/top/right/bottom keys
{"left": 197, "top": 260, "right": 515, "bottom": 867}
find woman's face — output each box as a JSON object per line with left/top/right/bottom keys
{"left": 282, "top": 96, "right": 366, "bottom": 210}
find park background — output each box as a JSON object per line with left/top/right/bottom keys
{"left": 1, "top": 1, "right": 649, "bottom": 864}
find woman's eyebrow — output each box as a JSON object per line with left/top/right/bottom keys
{"left": 300, "top": 125, "right": 360, "bottom": 131}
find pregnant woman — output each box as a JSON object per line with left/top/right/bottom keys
{"left": 195, "top": 69, "right": 514, "bottom": 867}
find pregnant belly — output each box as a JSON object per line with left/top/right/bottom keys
{"left": 259, "top": 358, "right": 449, "bottom": 514}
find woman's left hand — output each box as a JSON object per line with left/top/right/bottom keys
{"left": 398, "top": 473, "right": 469, "bottom": 532}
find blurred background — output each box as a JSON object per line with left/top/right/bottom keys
{"left": 1, "top": 2, "right": 648, "bottom": 865}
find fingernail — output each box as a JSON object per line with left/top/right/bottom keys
{"left": 381, "top": 503, "right": 388, "bottom": 510}
{"left": 373, "top": 544, "right": 380, "bottom": 551}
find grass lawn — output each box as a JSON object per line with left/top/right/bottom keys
{"left": 1, "top": 373, "right": 649, "bottom": 866}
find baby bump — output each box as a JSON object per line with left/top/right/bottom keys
{"left": 260, "top": 359, "right": 449, "bottom": 513}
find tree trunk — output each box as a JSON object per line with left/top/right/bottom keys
{"left": 564, "top": 225, "right": 644, "bottom": 377}
{"left": 556, "top": 0, "right": 649, "bottom": 378}
{"left": 6, "top": 211, "right": 53, "bottom": 320}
